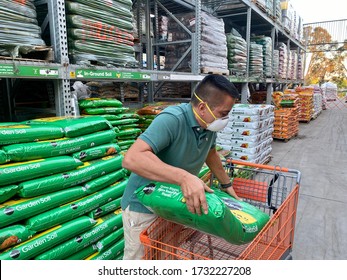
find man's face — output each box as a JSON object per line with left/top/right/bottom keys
{"left": 201, "top": 94, "right": 236, "bottom": 124}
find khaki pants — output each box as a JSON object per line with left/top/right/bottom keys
{"left": 122, "top": 206, "right": 157, "bottom": 260}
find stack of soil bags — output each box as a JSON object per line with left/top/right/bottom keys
{"left": 165, "top": 11, "right": 228, "bottom": 74}
{"left": 226, "top": 29, "right": 247, "bottom": 77}
{"left": 0, "top": 0, "right": 46, "bottom": 57}
{"left": 217, "top": 104, "right": 275, "bottom": 164}
{"left": 66, "top": 0, "right": 138, "bottom": 67}
{"left": 0, "top": 117, "right": 128, "bottom": 259}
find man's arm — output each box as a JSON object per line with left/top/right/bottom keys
{"left": 205, "top": 148, "right": 241, "bottom": 200}
{"left": 122, "top": 139, "right": 213, "bottom": 215}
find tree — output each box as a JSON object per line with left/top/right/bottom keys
{"left": 304, "top": 26, "right": 347, "bottom": 88}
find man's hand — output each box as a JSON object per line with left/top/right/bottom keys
{"left": 224, "top": 186, "right": 241, "bottom": 201}
{"left": 180, "top": 174, "right": 214, "bottom": 215}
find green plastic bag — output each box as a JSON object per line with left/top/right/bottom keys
{"left": 35, "top": 210, "right": 122, "bottom": 260}
{"left": 84, "top": 169, "right": 127, "bottom": 194}
{"left": 65, "top": 244, "right": 98, "bottom": 260}
{"left": 0, "top": 123, "right": 64, "bottom": 145}
{"left": 0, "top": 186, "right": 88, "bottom": 228}
{"left": 109, "top": 118, "right": 139, "bottom": 126}
{"left": 18, "top": 155, "right": 123, "bottom": 197}
{"left": 78, "top": 98, "right": 123, "bottom": 109}
{"left": 72, "top": 143, "right": 121, "bottom": 162}
{"left": 88, "top": 239, "right": 124, "bottom": 260}
{"left": 101, "top": 113, "right": 140, "bottom": 121}
{"left": 96, "top": 227, "right": 124, "bottom": 252}
{"left": 117, "top": 124, "right": 139, "bottom": 130}
{"left": 25, "top": 180, "right": 127, "bottom": 232}
{"left": 136, "top": 182, "right": 270, "bottom": 245}
{"left": 25, "top": 116, "right": 113, "bottom": 138}
{"left": 115, "top": 128, "right": 141, "bottom": 137}
{"left": 0, "top": 156, "right": 83, "bottom": 187}
{"left": 0, "top": 185, "right": 20, "bottom": 204}
{"left": 4, "top": 130, "right": 116, "bottom": 162}
{"left": 0, "top": 225, "right": 35, "bottom": 251}
{"left": 82, "top": 107, "right": 128, "bottom": 115}
{"left": 88, "top": 197, "right": 122, "bottom": 219}
{"left": 0, "top": 150, "right": 9, "bottom": 164}
{"left": 0, "top": 216, "right": 96, "bottom": 260}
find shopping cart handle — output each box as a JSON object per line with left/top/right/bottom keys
{"left": 227, "top": 159, "right": 289, "bottom": 172}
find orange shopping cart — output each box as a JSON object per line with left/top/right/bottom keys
{"left": 140, "top": 160, "right": 301, "bottom": 260}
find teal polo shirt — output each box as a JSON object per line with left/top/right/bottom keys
{"left": 121, "top": 103, "right": 217, "bottom": 214}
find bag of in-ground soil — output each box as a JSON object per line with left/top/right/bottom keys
{"left": 82, "top": 107, "right": 128, "bottom": 115}
{"left": 0, "top": 186, "right": 88, "bottom": 228}
{"left": 4, "top": 130, "right": 117, "bottom": 162}
{"left": 0, "top": 225, "right": 35, "bottom": 252}
{"left": 65, "top": 244, "right": 98, "bottom": 260}
{"left": 18, "top": 155, "right": 123, "bottom": 198}
{"left": 25, "top": 180, "right": 127, "bottom": 232}
{"left": 0, "top": 123, "right": 64, "bottom": 146}
{"left": 87, "top": 239, "right": 124, "bottom": 260}
{"left": 0, "top": 185, "right": 20, "bottom": 204}
{"left": 78, "top": 98, "right": 123, "bottom": 109}
{"left": 0, "top": 150, "right": 9, "bottom": 164}
{"left": 72, "top": 143, "right": 121, "bottom": 162}
{"left": 35, "top": 209, "right": 122, "bottom": 260}
{"left": 25, "top": 116, "right": 113, "bottom": 138}
{"left": 96, "top": 227, "right": 124, "bottom": 252}
{"left": 0, "top": 156, "right": 83, "bottom": 187}
{"left": 83, "top": 169, "right": 127, "bottom": 194}
{"left": 88, "top": 197, "right": 122, "bottom": 219}
{"left": 136, "top": 182, "right": 270, "bottom": 245}
{"left": 0, "top": 216, "right": 96, "bottom": 260}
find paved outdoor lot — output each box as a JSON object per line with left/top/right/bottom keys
{"left": 271, "top": 107, "right": 347, "bottom": 259}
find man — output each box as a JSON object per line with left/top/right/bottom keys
{"left": 121, "top": 74, "right": 240, "bottom": 260}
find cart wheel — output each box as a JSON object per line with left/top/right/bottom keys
{"left": 285, "top": 254, "right": 293, "bottom": 260}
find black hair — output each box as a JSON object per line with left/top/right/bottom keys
{"left": 191, "top": 74, "right": 240, "bottom": 108}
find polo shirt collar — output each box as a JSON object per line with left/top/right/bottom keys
{"left": 187, "top": 103, "right": 201, "bottom": 128}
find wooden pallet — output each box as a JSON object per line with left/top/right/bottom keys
{"left": 201, "top": 67, "right": 229, "bottom": 76}
{"left": 0, "top": 46, "right": 54, "bottom": 62}
{"left": 261, "top": 155, "right": 272, "bottom": 165}
{"left": 273, "top": 133, "right": 298, "bottom": 142}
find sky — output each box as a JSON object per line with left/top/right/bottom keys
{"left": 289, "top": 0, "right": 347, "bottom": 24}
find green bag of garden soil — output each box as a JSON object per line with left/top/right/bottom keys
{"left": 78, "top": 98, "right": 123, "bottom": 109}
{"left": 0, "top": 216, "right": 96, "bottom": 260}
{"left": 0, "top": 123, "right": 64, "bottom": 145}
{"left": 25, "top": 180, "right": 127, "bottom": 232}
{"left": 65, "top": 244, "right": 98, "bottom": 260}
{"left": 83, "top": 169, "right": 127, "bottom": 194}
{"left": 101, "top": 113, "right": 140, "bottom": 121}
{"left": 82, "top": 107, "right": 128, "bottom": 115}
{"left": 0, "top": 150, "right": 9, "bottom": 164}
{"left": 0, "top": 185, "right": 20, "bottom": 204}
{"left": 35, "top": 209, "right": 122, "bottom": 260}
{"left": 87, "top": 239, "right": 124, "bottom": 260}
{"left": 4, "top": 130, "right": 116, "bottom": 162}
{"left": 136, "top": 182, "right": 270, "bottom": 245}
{"left": 0, "top": 225, "right": 35, "bottom": 252}
{"left": 0, "top": 186, "right": 88, "bottom": 228}
{"left": 18, "top": 155, "right": 123, "bottom": 197}
{"left": 0, "top": 156, "right": 83, "bottom": 187}
{"left": 96, "top": 227, "right": 124, "bottom": 252}
{"left": 72, "top": 143, "right": 121, "bottom": 162}
{"left": 25, "top": 116, "right": 113, "bottom": 138}
{"left": 88, "top": 197, "right": 122, "bottom": 219}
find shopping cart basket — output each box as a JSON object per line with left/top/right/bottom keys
{"left": 140, "top": 160, "right": 301, "bottom": 260}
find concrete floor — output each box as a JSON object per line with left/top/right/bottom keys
{"left": 271, "top": 107, "right": 347, "bottom": 259}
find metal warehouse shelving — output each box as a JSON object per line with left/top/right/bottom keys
{"left": 0, "top": 0, "right": 305, "bottom": 120}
